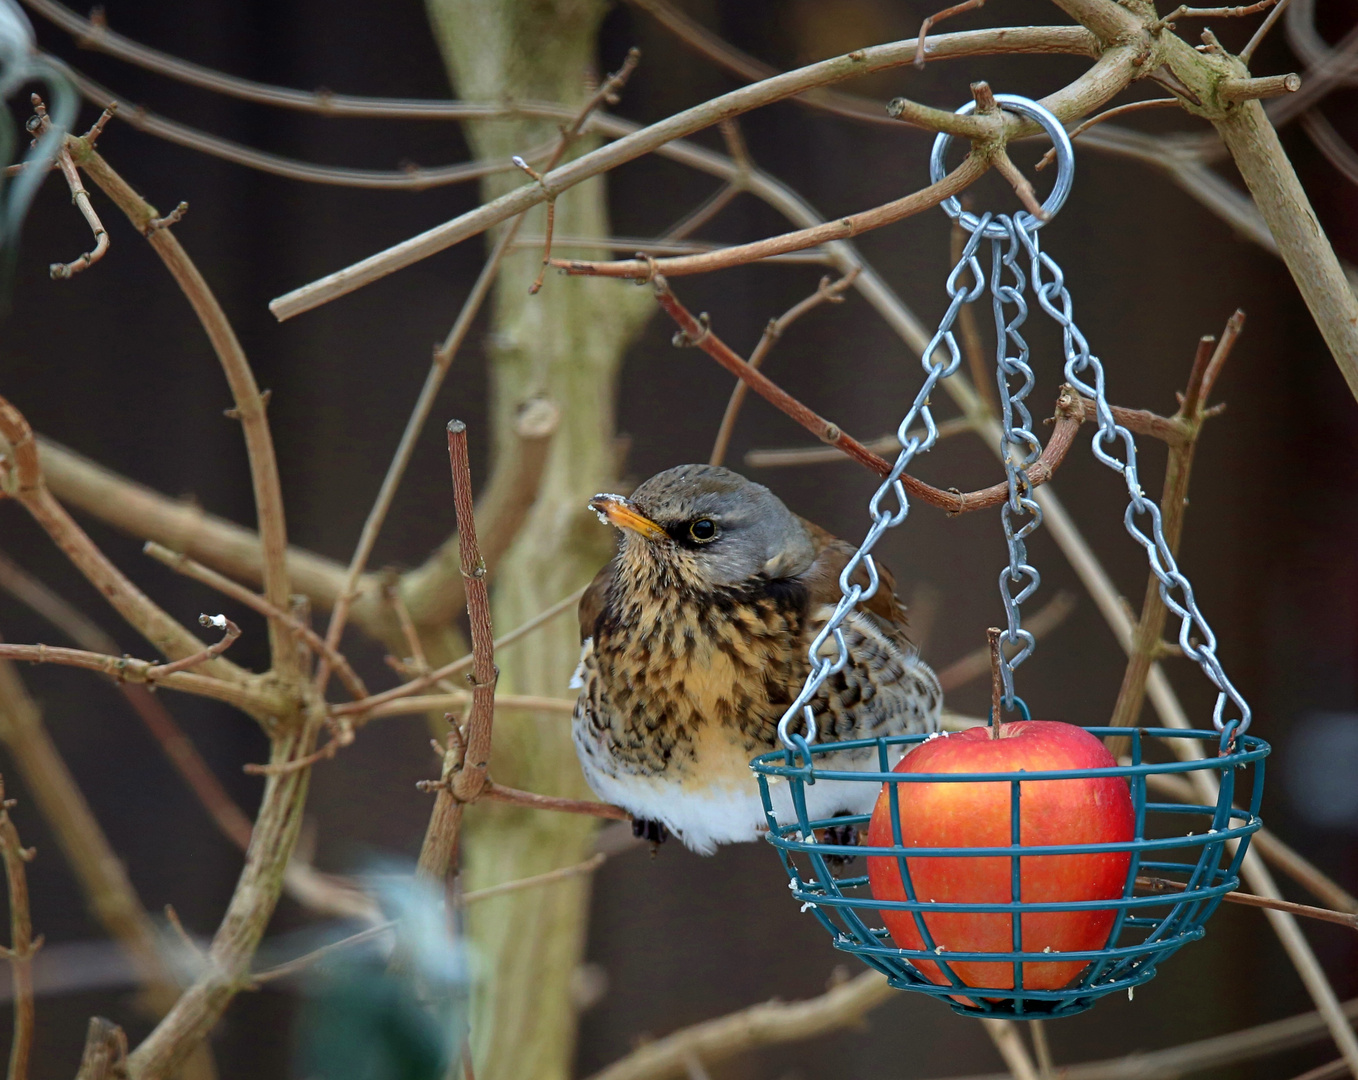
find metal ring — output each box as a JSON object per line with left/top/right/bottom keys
{"left": 929, "top": 94, "right": 1074, "bottom": 238}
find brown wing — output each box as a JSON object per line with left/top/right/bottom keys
{"left": 578, "top": 561, "right": 614, "bottom": 642}
{"left": 795, "top": 516, "right": 910, "bottom": 636}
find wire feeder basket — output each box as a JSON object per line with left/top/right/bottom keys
{"left": 751, "top": 723, "right": 1268, "bottom": 1018}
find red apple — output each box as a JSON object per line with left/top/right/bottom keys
{"left": 866, "top": 720, "right": 1134, "bottom": 992}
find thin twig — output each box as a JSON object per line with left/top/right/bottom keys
{"left": 743, "top": 417, "right": 972, "bottom": 469}
{"left": 143, "top": 615, "right": 241, "bottom": 679}
{"left": 1036, "top": 98, "right": 1178, "bottom": 170}
{"left": 365, "top": 692, "right": 577, "bottom": 721}
{"left": 551, "top": 152, "right": 991, "bottom": 279}
{"left": 1106, "top": 314, "right": 1241, "bottom": 754}
{"left": 987, "top": 627, "right": 1003, "bottom": 738}
{"left": 1289, "top": 1060, "right": 1351, "bottom": 1080}
{"left": 312, "top": 221, "right": 527, "bottom": 696}
{"left": 951, "top": 215, "right": 997, "bottom": 414}
{"left": 981, "top": 1019, "right": 1042, "bottom": 1080}
{"left": 458, "top": 852, "right": 607, "bottom": 905}
{"left": 0, "top": 779, "right": 38, "bottom": 1080}
{"left": 44, "top": 120, "right": 108, "bottom": 280}
{"left": 74, "top": 1018, "right": 126, "bottom": 1080}
{"left": 916, "top": 0, "right": 988, "bottom": 67}
{"left": 268, "top": 25, "right": 1117, "bottom": 319}
{"left": 0, "top": 642, "right": 273, "bottom": 714}
{"left": 1029, "top": 1021, "right": 1056, "bottom": 1080}
{"left": 0, "top": 549, "right": 256, "bottom": 849}
{"left": 144, "top": 542, "right": 368, "bottom": 700}
{"left": 1154, "top": 0, "right": 1276, "bottom": 30}
{"left": 1135, "top": 876, "right": 1358, "bottom": 930}
{"left": 529, "top": 47, "right": 642, "bottom": 294}
{"left": 1240, "top": 0, "right": 1294, "bottom": 61}
{"left": 655, "top": 278, "right": 1084, "bottom": 512}
{"left": 709, "top": 269, "right": 859, "bottom": 467}
{"left": 333, "top": 585, "right": 585, "bottom": 720}
{"left": 62, "top": 127, "right": 299, "bottom": 680}
{"left": 413, "top": 422, "right": 499, "bottom": 883}
{"left": 478, "top": 782, "right": 629, "bottom": 821}
{"left": 0, "top": 394, "right": 251, "bottom": 686}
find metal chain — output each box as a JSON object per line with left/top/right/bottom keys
{"left": 780, "top": 91, "right": 1251, "bottom": 746}
{"left": 991, "top": 218, "right": 1043, "bottom": 707}
{"left": 776, "top": 218, "right": 990, "bottom": 750}
{"left": 1015, "top": 220, "right": 1251, "bottom": 734}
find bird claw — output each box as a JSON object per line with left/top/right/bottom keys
{"left": 631, "top": 817, "right": 669, "bottom": 852}
{"left": 819, "top": 820, "right": 860, "bottom": 868}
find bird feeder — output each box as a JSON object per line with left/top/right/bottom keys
{"left": 751, "top": 94, "right": 1270, "bottom": 1018}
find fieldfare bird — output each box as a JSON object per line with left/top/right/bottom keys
{"left": 572, "top": 464, "right": 942, "bottom": 854}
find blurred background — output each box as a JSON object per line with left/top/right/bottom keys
{"left": 1, "top": 0, "right": 1356, "bottom": 1077}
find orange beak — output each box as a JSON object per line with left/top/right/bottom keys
{"left": 589, "top": 494, "right": 667, "bottom": 542}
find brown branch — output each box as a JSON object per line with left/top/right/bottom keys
{"left": 144, "top": 542, "right": 368, "bottom": 700}
{"left": 1037, "top": 97, "right": 1178, "bottom": 170}
{"left": 126, "top": 704, "right": 325, "bottom": 1078}
{"left": 144, "top": 614, "right": 241, "bottom": 678}
{"left": 916, "top": 0, "right": 988, "bottom": 67}
{"left": 743, "top": 418, "right": 972, "bottom": 469}
{"left": 0, "top": 395, "right": 249, "bottom": 683}
{"left": 0, "top": 662, "right": 218, "bottom": 1060}
{"left": 550, "top": 152, "right": 991, "bottom": 279}
{"left": 1067, "top": 393, "right": 1195, "bottom": 445}
{"left": 478, "top": 782, "right": 629, "bottom": 821}
{"left": 75, "top": 1018, "right": 127, "bottom": 1080}
{"left": 529, "top": 47, "right": 643, "bottom": 294}
{"left": 44, "top": 119, "right": 108, "bottom": 280}
{"left": 48, "top": 58, "right": 551, "bottom": 190}
{"left": 62, "top": 130, "right": 298, "bottom": 679}
{"left": 709, "top": 269, "right": 860, "bottom": 467}
{"left": 1290, "top": 1059, "right": 1351, "bottom": 1080}
{"left": 392, "top": 398, "right": 560, "bottom": 631}
{"left": 655, "top": 277, "right": 1084, "bottom": 513}
{"left": 1145, "top": 772, "right": 1358, "bottom": 915}
{"left": 367, "top": 693, "right": 577, "bottom": 721}
{"left": 335, "top": 585, "right": 584, "bottom": 720}
{"left": 0, "top": 549, "right": 255, "bottom": 850}
{"left": 0, "top": 779, "right": 38, "bottom": 1080}
{"left": 992, "top": 146, "right": 1050, "bottom": 221}
{"left": 1135, "top": 876, "right": 1358, "bottom": 930}
{"left": 1219, "top": 73, "right": 1302, "bottom": 102}
{"left": 269, "top": 25, "right": 1116, "bottom": 319}
{"left": 413, "top": 421, "right": 499, "bottom": 883}
{"left": 950, "top": 216, "right": 997, "bottom": 415}
{"left": 0, "top": 642, "right": 274, "bottom": 714}
{"left": 585, "top": 970, "right": 893, "bottom": 1080}
{"left": 1107, "top": 314, "right": 1242, "bottom": 750}
{"left": 458, "top": 852, "right": 607, "bottom": 904}
{"left": 1155, "top": 0, "right": 1276, "bottom": 28}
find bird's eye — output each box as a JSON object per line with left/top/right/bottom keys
{"left": 689, "top": 518, "right": 718, "bottom": 543}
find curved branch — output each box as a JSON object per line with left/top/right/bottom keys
{"left": 654, "top": 278, "right": 1085, "bottom": 514}
{"left": 0, "top": 395, "right": 249, "bottom": 682}
{"left": 0, "top": 643, "right": 280, "bottom": 715}
{"left": 553, "top": 152, "right": 990, "bottom": 279}
{"left": 64, "top": 136, "right": 299, "bottom": 676}
{"left": 269, "top": 24, "right": 1103, "bottom": 319}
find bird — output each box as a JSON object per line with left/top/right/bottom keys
{"left": 571, "top": 464, "right": 942, "bottom": 855}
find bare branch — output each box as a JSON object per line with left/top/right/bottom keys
{"left": 268, "top": 25, "right": 1113, "bottom": 319}
{"left": 552, "top": 152, "right": 991, "bottom": 279}
{"left": 63, "top": 132, "right": 298, "bottom": 677}
{"left": 743, "top": 418, "right": 971, "bottom": 469}
{"left": 710, "top": 270, "right": 860, "bottom": 467}
{"left": 0, "top": 778, "right": 38, "bottom": 1080}
{"left": 1219, "top": 72, "right": 1302, "bottom": 102}
{"left": 144, "top": 543, "right": 368, "bottom": 701}
{"left": 476, "top": 782, "right": 629, "bottom": 821}
{"left": 75, "top": 1018, "right": 127, "bottom": 1080}
{"left": 144, "top": 615, "right": 241, "bottom": 678}
{"left": 1036, "top": 98, "right": 1178, "bottom": 170}
{"left": 43, "top": 118, "right": 108, "bottom": 280}
{"left": 0, "top": 642, "right": 275, "bottom": 714}
{"left": 0, "top": 396, "right": 250, "bottom": 683}
{"left": 655, "top": 278, "right": 1085, "bottom": 512}
{"left": 1135, "top": 876, "right": 1358, "bottom": 930}
{"left": 916, "top": 0, "right": 988, "bottom": 68}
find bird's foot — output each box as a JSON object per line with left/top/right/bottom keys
{"left": 818, "top": 819, "right": 860, "bottom": 868}
{"left": 631, "top": 817, "right": 669, "bottom": 853}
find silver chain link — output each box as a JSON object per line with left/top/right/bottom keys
{"left": 1014, "top": 219, "right": 1251, "bottom": 734}
{"left": 778, "top": 93, "right": 1251, "bottom": 749}
{"left": 775, "top": 222, "right": 989, "bottom": 749}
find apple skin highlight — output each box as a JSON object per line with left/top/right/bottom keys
{"left": 866, "top": 720, "right": 1135, "bottom": 992}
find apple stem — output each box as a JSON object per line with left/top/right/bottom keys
{"left": 987, "top": 626, "right": 1003, "bottom": 740}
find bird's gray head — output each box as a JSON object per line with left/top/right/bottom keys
{"left": 589, "top": 465, "right": 816, "bottom": 591}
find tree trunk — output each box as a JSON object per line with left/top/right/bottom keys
{"left": 423, "top": 3, "right": 652, "bottom": 1077}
